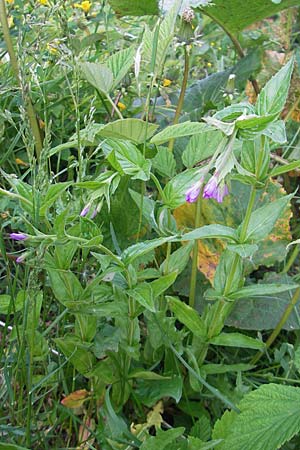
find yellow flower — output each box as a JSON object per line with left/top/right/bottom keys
{"left": 38, "top": 0, "right": 48, "bottom": 5}
{"left": 207, "top": 62, "right": 212, "bottom": 68}
{"left": 117, "top": 101, "right": 126, "bottom": 111}
{"left": 210, "top": 42, "right": 215, "bottom": 47}
{"left": 47, "top": 42, "right": 59, "bottom": 55}
{"left": 73, "top": 1, "right": 92, "bottom": 13}
{"left": 162, "top": 78, "right": 172, "bottom": 87}
{"left": 6, "top": 0, "right": 14, "bottom": 4}
{"left": 15, "top": 158, "right": 28, "bottom": 167}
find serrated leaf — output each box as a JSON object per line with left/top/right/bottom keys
{"left": 99, "top": 119, "right": 158, "bottom": 144}
{"left": 152, "top": 146, "right": 176, "bottom": 178}
{"left": 103, "top": 139, "right": 151, "bottom": 180}
{"left": 107, "top": 46, "right": 135, "bottom": 89}
{"left": 220, "top": 383, "right": 300, "bottom": 450}
{"left": 140, "top": 428, "right": 185, "bottom": 450}
{"left": 79, "top": 62, "right": 113, "bottom": 94}
{"left": 150, "top": 122, "right": 209, "bottom": 145}
{"left": 256, "top": 57, "right": 294, "bottom": 116}
{"left": 167, "top": 296, "right": 207, "bottom": 339}
{"left": 201, "top": 0, "right": 300, "bottom": 34}
{"left": 210, "top": 332, "right": 264, "bottom": 350}
{"left": 182, "top": 130, "right": 223, "bottom": 168}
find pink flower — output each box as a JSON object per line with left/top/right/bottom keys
{"left": 10, "top": 233, "right": 28, "bottom": 241}
{"left": 203, "top": 176, "right": 229, "bottom": 203}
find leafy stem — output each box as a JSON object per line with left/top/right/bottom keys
{"left": 189, "top": 195, "right": 202, "bottom": 308}
{"left": 168, "top": 45, "right": 190, "bottom": 152}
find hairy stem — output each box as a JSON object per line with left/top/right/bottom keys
{"left": 168, "top": 45, "right": 190, "bottom": 152}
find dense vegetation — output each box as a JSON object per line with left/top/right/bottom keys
{"left": 1, "top": 0, "right": 300, "bottom": 449}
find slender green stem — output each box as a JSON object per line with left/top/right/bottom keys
{"left": 251, "top": 287, "right": 300, "bottom": 365}
{"left": 239, "top": 186, "right": 257, "bottom": 242}
{"left": 0, "top": 0, "right": 43, "bottom": 159}
{"left": 189, "top": 196, "right": 202, "bottom": 308}
{"left": 282, "top": 245, "right": 299, "bottom": 274}
{"left": 168, "top": 46, "right": 190, "bottom": 152}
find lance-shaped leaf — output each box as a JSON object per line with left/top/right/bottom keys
{"left": 182, "top": 224, "right": 237, "bottom": 242}
{"left": 167, "top": 296, "right": 207, "bottom": 339}
{"left": 229, "top": 283, "right": 299, "bottom": 300}
{"left": 209, "top": 332, "right": 264, "bottom": 350}
{"left": 241, "top": 193, "right": 293, "bottom": 242}
{"left": 122, "top": 236, "right": 176, "bottom": 265}
{"left": 150, "top": 122, "right": 209, "bottom": 145}
{"left": 256, "top": 57, "right": 294, "bottom": 117}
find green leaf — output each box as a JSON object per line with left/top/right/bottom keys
{"left": 142, "top": 3, "right": 179, "bottom": 76}
{"left": 136, "top": 375, "right": 183, "bottom": 407}
{"left": 270, "top": 159, "right": 300, "bottom": 177}
{"left": 140, "top": 428, "right": 185, "bottom": 450}
{"left": 201, "top": 363, "right": 254, "bottom": 376}
{"left": 0, "top": 291, "right": 25, "bottom": 314}
{"left": 256, "top": 57, "right": 294, "bottom": 116}
{"left": 235, "top": 114, "right": 277, "bottom": 132}
{"left": 201, "top": 0, "right": 300, "bottom": 33}
{"left": 104, "top": 139, "right": 151, "bottom": 180}
{"left": 182, "top": 130, "right": 223, "bottom": 168}
{"left": 150, "top": 122, "right": 209, "bottom": 145}
{"left": 163, "top": 168, "right": 203, "bottom": 209}
{"left": 152, "top": 146, "right": 176, "bottom": 178}
{"left": 129, "top": 189, "right": 157, "bottom": 231}
{"left": 54, "top": 335, "right": 96, "bottom": 375}
{"left": 128, "top": 370, "right": 169, "bottom": 380}
{"left": 167, "top": 296, "right": 207, "bottom": 339}
{"left": 108, "top": 0, "right": 159, "bottom": 16}
{"left": 160, "top": 242, "right": 194, "bottom": 275}
{"left": 229, "top": 283, "right": 299, "bottom": 300}
{"left": 47, "top": 268, "right": 83, "bottom": 306}
{"left": 39, "top": 182, "right": 72, "bottom": 216}
{"left": 219, "top": 383, "right": 300, "bottom": 450}
{"left": 182, "top": 224, "right": 237, "bottom": 242}
{"left": 150, "top": 271, "right": 178, "bottom": 297}
{"left": 99, "top": 119, "right": 158, "bottom": 144}
{"left": 128, "top": 283, "right": 156, "bottom": 312}
{"left": 107, "top": 46, "right": 135, "bottom": 89}
{"left": 242, "top": 193, "right": 293, "bottom": 242}
{"left": 203, "top": 117, "right": 235, "bottom": 136}
{"left": 188, "top": 438, "right": 223, "bottom": 450}
{"left": 228, "top": 274, "right": 300, "bottom": 331}
{"left": 79, "top": 62, "right": 113, "bottom": 94}
{"left": 122, "top": 236, "right": 176, "bottom": 265}
{"left": 210, "top": 332, "right": 264, "bottom": 350}
{"left": 227, "top": 243, "right": 258, "bottom": 258}
{"left": 262, "top": 120, "right": 287, "bottom": 144}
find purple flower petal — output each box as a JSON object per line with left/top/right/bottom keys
{"left": 16, "top": 254, "right": 25, "bottom": 263}
{"left": 10, "top": 233, "right": 28, "bottom": 241}
{"left": 185, "top": 184, "right": 201, "bottom": 203}
{"left": 80, "top": 204, "right": 90, "bottom": 217}
{"left": 203, "top": 176, "right": 218, "bottom": 199}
